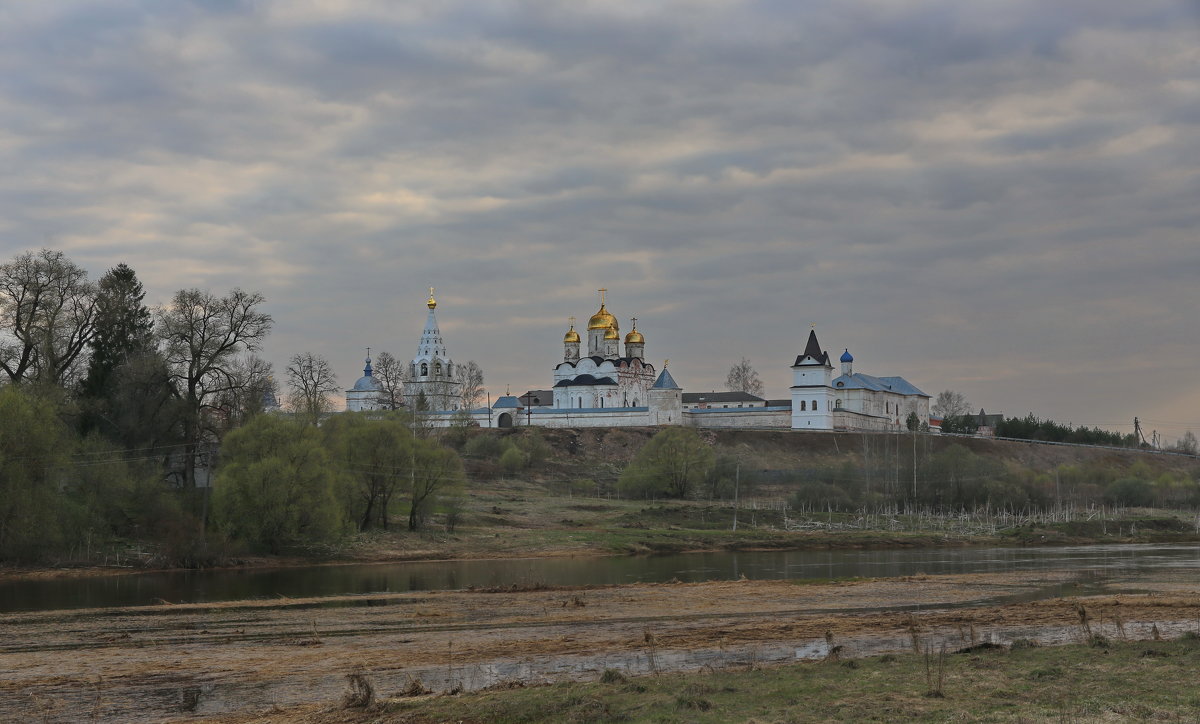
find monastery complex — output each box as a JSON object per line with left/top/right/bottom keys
{"left": 347, "top": 290, "right": 931, "bottom": 432}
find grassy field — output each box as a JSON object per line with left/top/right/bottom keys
{"left": 332, "top": 474, "right": 1200, "bottom": 565}
{"left": 256, "top": 635, "right": 1200, "bottom": 723}
{"left": 334, "top": 425, "right": 1200, "bottom": 563}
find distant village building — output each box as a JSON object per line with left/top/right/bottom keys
{"left": 345, "top": 291, "right": 931, "bottom": 432}
{"left": 682, "top": 392, "right": 768, "bottom": 409}
{"left": 973, "top": 409, "right": 1004, "bottom": 437}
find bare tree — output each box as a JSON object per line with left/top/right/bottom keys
{"left": 286, "top": 352, "right": 338, "bottom": 423}
{"left": 932, "top": 390, "right": 971, "bottom": 419}
{"left": 1174, "top": 430, "right": 1198, "bottom": 456}
{"left": 461, "top": 360, "right": 485, "bottom": 409}
{"left": 0, "top": 249, "right": 99, "bottom": 386}
{"left": 157, "top": 288, "right": 273, "bottom": 489}
{"left": 212, "top": 355, "right": 275, "bottom": 433}
{"left": 725, "top": 357, "right": 764, "bottom": 397}
{"left": 372, "top": 351, "right": 405, "bottom": 409}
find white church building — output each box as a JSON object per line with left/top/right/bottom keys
{"left": 790, "top": 329, "right": 930, "bottom": 431}
{"left": 345, "top": 291, "right": 929, "bottom": 432}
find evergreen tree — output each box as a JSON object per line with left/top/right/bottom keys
{"left": 81, "top": 263, "right": 154, "bottom": 400}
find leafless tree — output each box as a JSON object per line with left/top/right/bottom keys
{"left": 932, "top": 390, "right": 971, "bottom": 419}
{"left": 725, "top": 357, "right": 764, "bottom": 397}
{"left": 1174, "top": 430, "right": 1198, "bottom": 456}
{"left": 0, "top": 249, "right": 99, "bottom": 386}
{"left": 157, "top": 288, "right": 272, "bottom": 489}
{"left": 372, "top": 351, "right": 405, "bottom": 409}
{"left": 461, "top": 360, "right": 485, "bottom": 409}
{"left": 286, "top": 352, "right": 338, "bottom": 423}
{"left": 212, "top": 355, "right": 275, "bottom": 433}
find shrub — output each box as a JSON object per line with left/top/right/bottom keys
{"left": 463, "top": 434, "right": 509, "bottom": 459}
{"left": 599, "top": 669, "right": 627, "bottom": 684}
{"left": 499, "top": 446, "right": 528, "bottom": 476}
{"left": 1104, "top": 478, "right": 1155, "bottom": 508}
{"left": 617, "top": 428, "right": 715, "bottom": 499}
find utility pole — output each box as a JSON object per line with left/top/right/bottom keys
{"left": 1055, "top": 469, "right": 1062, "bottom": 514}
{"left": 732, "top": 460, "right": 740, "bottom": 531}
{"left": 912, "top": 427, "right": 918, "bottom": 501}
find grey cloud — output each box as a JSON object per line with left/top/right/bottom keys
{"left": 1, "top": 0, "right": 1198, "bottom": 438}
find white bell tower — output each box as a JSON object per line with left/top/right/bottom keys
{"left": 790, "top": 328, "right": 834, "bottom": 430}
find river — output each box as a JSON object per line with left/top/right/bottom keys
{"left": 2, "top": 542, "right": 1197, "bottom": 613}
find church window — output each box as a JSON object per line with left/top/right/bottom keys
{"left": 800, "top": 401, "right": 806, "bottom": 411}
{"left": 836, "top": 399, "right": 842, "bottom": 409}
{"left": 420, "top": 362, "right": 429, "bottom": 376}
{"left": 633, "top": 398, "right": 638, "bottom": 407}
{"left": 434, "top": 362, "right": 442, "bottom": 376}
{"left": 447, "top": 362, "right": 453, "bottom": 377}
{"left": 812, "top": 399, "right": 818, "bottom": 411}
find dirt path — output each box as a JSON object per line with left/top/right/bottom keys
{"left": 3, "top": 570, "right": 1198, "bottom": 722}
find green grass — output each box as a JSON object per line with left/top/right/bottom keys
{"left": 369, "top": 636, "right": 1200, "bottom": 722}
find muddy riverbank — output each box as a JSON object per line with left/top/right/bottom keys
{"left": 3, "top": 569, "right": 1197, "bottom": 722}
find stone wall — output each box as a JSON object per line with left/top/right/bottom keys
{"left": 684, "top": 407, "right": 791, "bottom": 429}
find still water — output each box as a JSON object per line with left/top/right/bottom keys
{"left": 3, "top": 543, "right": 1197, "bottom": 613}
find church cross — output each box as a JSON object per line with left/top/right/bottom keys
{"left": 569, "top": 315, "right": 576, "bottom": 326}
{"left": 598, "top": 288, "right": 607, "bottom": 305}
{"left": 630, "top": 316, "right": 638, "bottom": 329}
{"left": 366, "top": 346, "right": 371, "bottom": 358}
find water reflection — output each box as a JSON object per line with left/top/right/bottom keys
{"left": 2, "top": 543, "right": 1197, "bottom": 613}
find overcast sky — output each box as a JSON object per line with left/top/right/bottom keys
{"left": 2, "top": 1, "right": 1197, "bottom": 441}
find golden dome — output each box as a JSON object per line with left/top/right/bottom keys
{"left": 564, "top": 325, "right": 580, "bottom": 344}
{"left": 625, "top": 329, "right": 644, "bottom": 344}
{"left": 587, "top": 304, "right": 618, "bottom": 332}
{"left": 603, "top": 326, "right": 619, "bottom": 340}
{"left": 426, "top": 286, "right": 437, "bottom": 310}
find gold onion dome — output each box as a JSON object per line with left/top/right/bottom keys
{"left": 588, "top": 304, "right": 618, "bottom": 331}
{"left": 426, "top": 287, "right": 437, "bottom": 310}
{"left": 625, "top": 329, "right": 644, "bottom": 344}
{"left": 564, "top": 325, "right": 581, "bottom": 343}
{"left": 604, "top": 326, "right": 619, "bottom": 340}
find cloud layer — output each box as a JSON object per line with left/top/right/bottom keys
{"left": 1, "top": 1, "right": 1197, "bottom": 439}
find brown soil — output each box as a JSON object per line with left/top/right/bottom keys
{"left": 3, "top": 571, "right": 1197, "bottom": 723}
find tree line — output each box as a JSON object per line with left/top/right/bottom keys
{"left": 931, "top": 389, "right": 1198, "bottom": 452}
{"left": 611, "top": 427, "right": 1199, "bottom": 513}
{"left": 0, "top": 249, "right": 473, "bottom": 564}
